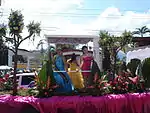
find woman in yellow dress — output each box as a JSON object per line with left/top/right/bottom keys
{"left": 67, "top": 53, "right": 84, "bottom": 89}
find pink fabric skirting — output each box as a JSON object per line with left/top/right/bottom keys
{"left": 0, "top": 93, "right": 150, "bottom": 113}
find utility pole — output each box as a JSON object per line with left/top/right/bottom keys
{"left": 0, "top": 0, "right": 1, "bottom": 6}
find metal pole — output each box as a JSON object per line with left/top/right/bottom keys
{"left": 53, "top": 70, "right": 91, "bottom": 72}
{"left": 48, "top": 43, "right": 51, "bottom": 61}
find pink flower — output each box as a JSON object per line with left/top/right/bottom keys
{"left": 113, "top": 87, "right": 116, "bottom": 89}
{"left": 125, "top": 82, "right": 129, "bottom": 84}
{"left": 51, "top": 85, "right": 59, "bottom": 89}
{"left": 4, "top": 74, "right": 9, "bottom": 80}
{"left": 88, "top": 86, "right": 94, "bottom": 88}
{"left": 104, "top": 82, "right": 107, "bottom": 86}
{"left": 94, "top": 73, "right": 99, "bottom": 82}
{"left": 19, "top": 86, "right": 24, "bottom": 89}
{"left": 113, "top": 81, "right": 117, "bottom": 85}
{"left": 98, "top": 85, "right": 101, "bottom": 88}
{"left": 0, "top": 78, "right": 5, "bottom": 83}
{"left": 0, "top": 78, "right": 4, "bottom": 83}
{"left": 44, "top": 92, "right": 48, "bottom": 96}
{"left": 129, "top": 76, "right": 138, "bottom": 84}
{"left": 117, "top": 86, "right": 121, "bottom": 90}
{"left": 98, "top": 79, "right": 101, "bottom": 83}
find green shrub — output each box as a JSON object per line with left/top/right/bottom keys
{"left": 127, "top": 59, "right": 141, "bottom": 77}
{"left": 142, "top": 58, "right": 150, "bottom": 88}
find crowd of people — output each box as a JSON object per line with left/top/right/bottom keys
{"left": 51, "top": 46, "right": 100, "bottom": 93}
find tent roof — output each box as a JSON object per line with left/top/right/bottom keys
{"left": 126, "top": 46, "right": 150, "bottom": 63}
{"left": 45, "top": 35, "right": 99, "bottom": 44}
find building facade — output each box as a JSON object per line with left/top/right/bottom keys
{"left": 7, "top": 49, "right": 41, "bottom": 69}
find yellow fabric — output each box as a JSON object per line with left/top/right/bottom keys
{"left": 68, "top": 62, "right": 84, "bottom": 89}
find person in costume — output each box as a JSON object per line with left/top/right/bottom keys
{"left": 80, "top": 46, "right": 94, "bottom": 87}
{"left": 53, "top": 48, "right": 74, "bottom": 93}
{"left": 67, "top": 53, "right": 84, "bottom": 89}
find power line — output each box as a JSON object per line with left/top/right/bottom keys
{"left": 2, "top": 12, "right": 150, "bottom": 19}
{"left": 1, "top": 11, "right": 149, "bottom": 16}
{"left": 1, "top": 8, "right": 150, "bottom": 19}
{"left": 26, "top": 12, "right": 150, "bottom": 19}
{"left": 2, "top": 7, "right": 150, "bottom": 13}
{"left": 74, "top": 8, "right": 150, "bottom": 13}
{"left": 41, "top": 27, "right": 129, "bottom": 33}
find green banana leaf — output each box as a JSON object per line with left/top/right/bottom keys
{"left": 38, "top": 63, "right": 47, "bottom": 88}
{"left": 46, "top": 54, "right": 56, "bottom": 85}
{"left": 37, "top": 50, "right": 56, "bottom": 88}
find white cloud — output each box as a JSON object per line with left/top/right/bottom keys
{"left": 1, "top": 0, "right": 84, "bottom": 50}
{"left": 89, "top": 7, "right": 150, "bottom": 34}
{"left": 42, "top": 7, "right": 150, "bottom": 36}
{"left": 1, "top": 1, "right": 150, "bottom": 50}
{"left": 3, "top": 0, "right": 82, "bottom": 11}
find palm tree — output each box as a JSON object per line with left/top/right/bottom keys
{"left": 37, "top": 39, "right": 46, "bottom": 55}
{"left": 37, "top": 39, "right": 55, "bottom": 66}
{"left": 133, "top": 26, "right": 150, "bottom": 37}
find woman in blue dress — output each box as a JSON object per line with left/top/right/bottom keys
{"left": 53, "top": 48, "right": 74, "bottom": 93}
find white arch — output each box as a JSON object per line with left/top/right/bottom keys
{"left": 45, "top": 35, "right": 102, "bottom": 71}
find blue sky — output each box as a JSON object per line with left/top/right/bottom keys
{"left": 72, "top": 0, "right": 150, "bottom": 23}
{"left": 116, "top": 0, "right": 150, "bottom": 12}
{"left": 1, "top": 0, "right": 150, "bottom": 50}
{"left": 82, "top": 0, "right": 150, "bottom": 12}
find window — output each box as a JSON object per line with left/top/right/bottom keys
{"left": 21, "top": 76, "right": 35, "bottom": 85}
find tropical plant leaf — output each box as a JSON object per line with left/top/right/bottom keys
{"left": 47, "top": 58, "right": 56, "bottom": 86}
{"left": 27, "top": 21, "right": 41, "bottom": 37}
{"left": 38, "top": 63, "right": 47, "bottom": 88}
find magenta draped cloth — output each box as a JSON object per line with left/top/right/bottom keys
{"left": 0, "top": 93, "right": 150, "bottom": 113}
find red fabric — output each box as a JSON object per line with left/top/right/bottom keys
{"left": 81, "top": 56, "right": 93, "bottom": 77}
{"left": 0, "top": 93, "right": 150, "bottom": 113}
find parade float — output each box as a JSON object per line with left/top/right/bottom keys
{"left": 0, "top": 35, "right": 149, "bottom": 113}
{"left": 0, "top": 56, "right": 148, "bottom": 113}
{"left": 0, "top": 10, "right": 150, "bottom": 113}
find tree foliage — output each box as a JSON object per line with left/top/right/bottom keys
{"left": 0, "top": 24, "right": 6, "bottom": 49}
{"left": 0, "top": 10, "right": 41, "bottom": 95}
{"left": 141, "top": 58, "right": 150, "bottom": 88}
{"left": 99, "top": 30, "right": 133, "bottom": 74}
{"left": 127, "top": 58, "right": 141, "bottom": 77}
{"left": 132, "top": 26, "right": 150, "bottom": 37}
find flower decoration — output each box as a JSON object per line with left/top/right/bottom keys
{"left": 109, "top": 72, "right": 145, "bottom": 94}
{"left": 0, "top": 74, "right": 13, "bottom": 91}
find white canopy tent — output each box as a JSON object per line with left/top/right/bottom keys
{"left": 126, "top": 47, "right": 150, "bottom": 63}
{"left": 45, "top": 35, "right": 102, "bottom": 71}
